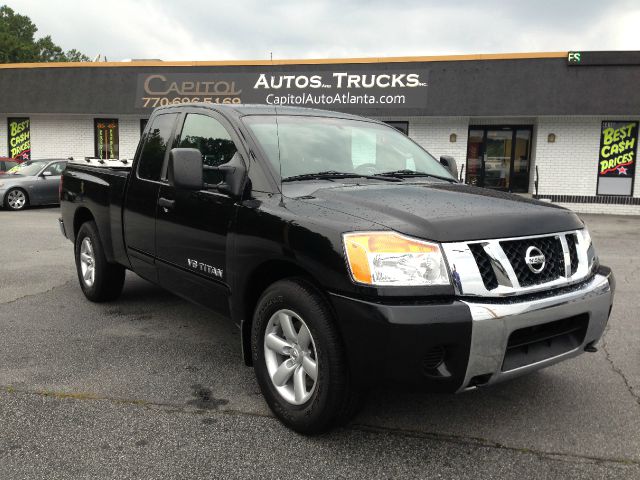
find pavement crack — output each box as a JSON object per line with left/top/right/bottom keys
{"left": 0, "top": 279, "right": 74, "bottom": 305}
{"left": 601, "top": 326, "right": 640, "bottom": 407}
{"left": 1, "top": 385, "right": 638, "bottom": 468}
{"left": 350, "top": 423, "right": 640, "bottom": 468}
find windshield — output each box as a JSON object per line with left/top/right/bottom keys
{"left": 9, "top": 160, "right": 47, "bottom": 176}
{"left": 243, "top": 115, "right": 454, "bottom": 181}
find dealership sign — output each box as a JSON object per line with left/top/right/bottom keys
{"left": 8, "top": 117, "right": 30, "bottom": 160}
{"left": 135, "top": 68, "right": 429, "bottom": 113}
{"left": 597, "top": 120, "right": 638, "bottom": 196}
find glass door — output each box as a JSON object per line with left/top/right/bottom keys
{"left": 483, "top": 129, "right": 512, "bottom": 190}
{"left": 465, "top": 126, "right": 532, "bottom": 193}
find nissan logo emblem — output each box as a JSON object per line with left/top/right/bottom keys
{"left": 525, "top": 246, "right": 546, "bottom": 274}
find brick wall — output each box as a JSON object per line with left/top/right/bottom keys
{"left": 2, "top": 113, "right": 638, "bottom": 215}
{"left": 534, "top": 117, "right": 636, "bottom": 198}
{"left": 0, "top": 115, "right": 145, "bottom": 160}
{"left": 386, "top": 115, "right": 640, "bottom": 214}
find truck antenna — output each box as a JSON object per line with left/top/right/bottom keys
{"left": 271, "top": 52, "right": 284, "bottom": 205}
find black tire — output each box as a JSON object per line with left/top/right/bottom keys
{"left": 4, "top": 188, "right": 29, "bottom": 211}
{"left": 251, "top": 278, "right": 363, "bottom": 434}
{"left": 74, "top": 221, "right": 125, "bottom": 302}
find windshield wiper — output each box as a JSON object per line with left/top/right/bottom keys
{"left": 282, "top": 170, "right": 401, "bottom": 182}
{"left": 375, "top": 170, "right": 457, "bottom": 183}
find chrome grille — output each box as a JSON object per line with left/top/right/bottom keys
{"left": 468, "top": 243, "right": 498, "bottom": 290}
{"left": 500, "top": 236, "right": 563, "bottom": 287}
{"left": 566, "top": 233, "right": 579, "bottom": 276}
{"left": 441, "top": 229, "right": 592, "bottom": 297}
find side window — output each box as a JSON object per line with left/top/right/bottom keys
{"left": 178, "top": 114, "right": 238, "bottom": 184}
{"left": 138, "top": 113, "right": 177, "bottom": 181}
{"left": 43, "top": 162, "right": 66, "bottom": 176}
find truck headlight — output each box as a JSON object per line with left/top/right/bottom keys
{"left": 343, "top": 232, "right": 450, "bottom": 286}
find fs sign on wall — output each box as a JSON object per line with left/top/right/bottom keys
{"left": 597, "top": 121, "right": 638, "bottom": 196}
{"left": 135, "top": 68, "right": 429, "bottom": 114}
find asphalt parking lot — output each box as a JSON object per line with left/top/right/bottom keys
{"left": 0, "top": 207, "right": 638, "bottom": 479}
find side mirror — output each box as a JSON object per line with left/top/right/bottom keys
{"left": 213, "top": 152, "right": 247, "bottom": 198}
{"left": 41, "top": 171, "right": 52, "bottom": 177}
{"left": 168, "top": 148, "right": 247, "bottom": 198}
{"left": 440, "top": 155, "right": 458, "bottom": 180}
{"left": 168, "top": 148, "right": 204, "bottom": 190}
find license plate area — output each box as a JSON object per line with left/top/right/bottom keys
{"left": 502, "top": 314, "right": 589, "bottom": 372}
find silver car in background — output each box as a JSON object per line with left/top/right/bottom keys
{"left": 0, "top": 159, "right": 68, "bottom": 211}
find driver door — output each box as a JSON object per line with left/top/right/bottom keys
{"left": 155, "top": 111, "right": 242, "bottom": 315}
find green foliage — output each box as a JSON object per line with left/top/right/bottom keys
{"left": 0, "top": 5, "right": 90, "bottom": 63}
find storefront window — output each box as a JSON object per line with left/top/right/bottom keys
{"left": 94, "top": 118, "right": 119, "bottom": 159}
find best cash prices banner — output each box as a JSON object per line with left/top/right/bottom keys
{"left": 8, "top": 118, "right": 30, "bottom": 161}
{"left": 597, "top": 121, "right": 638, "bottom": 196}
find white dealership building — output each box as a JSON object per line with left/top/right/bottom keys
{"left": 0, "top": 51, "right": 638, "bottom": 214}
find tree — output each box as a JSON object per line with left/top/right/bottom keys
{"left": 0, "top": 5, "right": 90, "bottom": 63}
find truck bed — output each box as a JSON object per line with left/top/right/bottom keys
{"left": 61, "top": 162, "right": 132, "bottom": 267}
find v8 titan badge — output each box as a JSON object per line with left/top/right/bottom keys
{"left": 187, "top": 258, "right": 223, "bottom": 278}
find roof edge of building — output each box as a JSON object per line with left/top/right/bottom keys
{"left": 0, "top": 51, "right": 568, "bottom": 69}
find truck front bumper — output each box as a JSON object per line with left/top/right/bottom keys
{"left": 328, "top": 267, "right": 614, "bottom": 392}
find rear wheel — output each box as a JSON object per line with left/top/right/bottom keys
{"left": 251, "top": 278, "right": 363, "bottom": 434}
{"left": 74, "top": 221, "right": 125, "bottom": 302}
{"left": 4, "top": 188, "right": 28, "bottom": 210}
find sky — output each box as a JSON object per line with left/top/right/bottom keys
{"left": 10, "top": 0, "right": 640, "bottom": 61}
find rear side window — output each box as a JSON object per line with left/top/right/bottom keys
{"left": 177, "top": 114, "right": 237, "bottom": 184}
{"left": 138, "top": 113, "right": 177, "bottom": 181}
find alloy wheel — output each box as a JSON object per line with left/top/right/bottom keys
{"left": 7, "top": 190, "right": 26, "bottom": 209}
{"left": 263, "top": 309, "right": 319, "bottom": 405}
{"left": 80, "top": 237, "right": 96, "bottom": 287}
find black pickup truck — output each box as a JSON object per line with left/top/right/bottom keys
{"left": 60, "top": 104, "right": 614, "bottom": 433}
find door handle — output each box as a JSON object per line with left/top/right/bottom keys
{"left": 158, "top": 197, "right": 175, "bottom": 212}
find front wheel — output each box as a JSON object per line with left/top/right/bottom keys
{"left": 74, "top": 221, "right": 125, "bottom": 302}
{"left": 251, "top": 278, "right": 362, "bottom": 434}
{"left": 4, "top": 188, "right": 29, "bottom": 210}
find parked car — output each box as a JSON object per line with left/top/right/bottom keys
{"left": 0, "top": 157, "right": 21, "bottom": 174}
{"left": 1, "top": 159, "right": 68, "bottom": 210}
{"left": 59, "top": 105, "right": 614, "bottom": 434}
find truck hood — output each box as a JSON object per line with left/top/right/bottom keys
{"left": 289, "top": 182, "right": 583, "bottom": 242}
